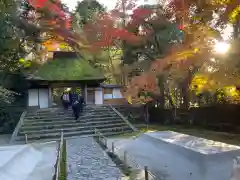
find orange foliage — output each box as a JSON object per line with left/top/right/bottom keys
{"left": 124, "top": 72, "right": 160, "bottom": 104}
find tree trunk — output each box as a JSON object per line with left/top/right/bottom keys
{"left": 233, "top": 18, "right": 240, "bottom": 39}
{"left": 181, "top": 68, "right": 196, "bottom": 109}
{"left": 181, "top": 84, "right": 189, "bottom": 109}
{"left": 165, "top": 90, "right": 175, "bottom": 108}
{"left": 121, "top": 0, "right": 127, "bottom": 86}
{"left": 144, "top": 103, "right": 149, "bottom": 124}
{"left": 158, "top": 75, "right": 165, "bottom": 108}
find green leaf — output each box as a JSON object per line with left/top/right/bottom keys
{"left": 19, "top": 58, "right": 25, "bottom": 63}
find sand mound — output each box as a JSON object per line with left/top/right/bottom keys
{"left": 107, "top": 131, "right": 240, "bottom": 180}
{"left": 0, "top": 141, "right": 57, "bottom": 180}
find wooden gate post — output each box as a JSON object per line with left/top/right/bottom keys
{"left": 144, "top": 166, "right": 149, "bottom": 180}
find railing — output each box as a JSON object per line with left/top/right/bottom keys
{"left": 25, "top": 134, "right": 28, "bottom": 144}
{"left": 53, "top": 130, "right": 64, "bottom": 180}
{"left": 94, "top": 128, "right": 159, "bottom": 180}
{"left": 108, "top": 105, "right": 138, "bottom": 132}
{"left": 10, "top": 110, "right": 27, "bottom": 143}
{"left": 94, "top": 128, "right": 107, "bottom": 146}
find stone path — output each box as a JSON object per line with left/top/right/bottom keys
{"left": 67, "top": 137, "right": 124, "bottom": 180}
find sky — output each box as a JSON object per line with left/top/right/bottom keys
{"left": 61, "top": 0, "right": 158, "bottom": 11}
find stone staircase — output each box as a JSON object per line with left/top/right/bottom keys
{"left": 13, "top": 105, "right": 134, "bottom": 143}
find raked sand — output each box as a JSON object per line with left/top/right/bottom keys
{"left": 0, "top": 141, "right": 58, "bottom": 180}
{"left": 107, "top": 131, "right": 240, "bottom": 180}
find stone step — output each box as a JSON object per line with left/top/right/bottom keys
{"left": 24, "top": 112, "right": 118, "bottom": 121}
{"left": 15, "top": 106, "right": 132, "bottom": 143}
{"left": 19, "top": 122, "right": 127, "bottom": 135}
{"left": 21, "top": 119, "right": 125, "bottom": 131}
{"left": 22, "top": 119, "right": 123, "bottom": 129}
{"left": 26, "top": 108, "right": 113, "bottom": 116}
{"left": 23, "top": 117, "right": 122, "bottom": 126}
{"left": 26, "top": 110, "right": 116, "bottom": 117}
{"left": 15, "top": 126, "right": 133, "bottom": 142}
{"left": 25, "top": 116, "right": 76, "bottom": 121}
{"left": 26, "top": 111, "right": 78, "bottom": 116}
{"left": 15, "top": 130, "right": 134, "bottom": 144}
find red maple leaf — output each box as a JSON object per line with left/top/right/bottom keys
{"left": 132, "top": 8, "right": 152, "bottom": 19}
{"left": 27, "top": 0, "right": 49, "bottom": 8}
{"left": 178, "top": 24, "right": 184, "bottom": 30}
{"left": 26, "top": 0, "right": 71, "bottom": 29}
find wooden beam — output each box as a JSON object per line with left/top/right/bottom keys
{"left": 85, "top": 84, "right": 87, "bottom": 104}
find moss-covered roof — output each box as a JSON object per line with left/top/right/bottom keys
{"left": 31, "top": 58, "right": 104, "bottom": 81}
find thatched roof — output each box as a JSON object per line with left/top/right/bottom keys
{"left": 28, "top": 56, "right": 104, "bottom": 81}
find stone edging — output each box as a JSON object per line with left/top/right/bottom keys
{"left": 108, "top": 105, "right": 138, "bottom": 132}
{"left": 9, "top": 111, "right": 27, "bottom": 144}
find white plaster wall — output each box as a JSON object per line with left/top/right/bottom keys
{"left": 28, "top": 89, "right": 39, "bottom": 107}
{"left": 39, "top": 89, "right": 49, "bottom": 108}
{"left": 103, "top": 94, "right": 113, "bottom": 99}
{"left": 113, "top": 88, "right": 123, "bottom": 98}
{"left": 48, "top": 88, "right": 52, "bottom": 106}
{"left": 95, "top": 89, "right": 103, "bottom": 105}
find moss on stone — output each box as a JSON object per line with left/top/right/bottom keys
{"left": 34, "top": 58, "right": 104, "bottom": 81}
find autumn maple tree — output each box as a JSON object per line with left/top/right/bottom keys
{"left": 14, "top": 0, "right": 240, "bottom": 107}
{"left": 78, "top": 1, "right": 182, "bottom": 105}
{"left": 122, "top": 0, "right": 240, "bottom": 108}
{"left": 79, "top": 1, "right": 154, "bottom": 84}
{"left": 166, "top": 0, "right": 240, "bottom": 105}
{"left": 19, "top": 0, "right": 93, "bottom": 56}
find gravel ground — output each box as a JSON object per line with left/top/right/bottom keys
{"left": 66, "top": 137, "right": 124, "bottom": 180}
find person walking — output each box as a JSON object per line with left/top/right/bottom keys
{"left": 72, "top": 100, "right": 80, "bottom": 120}
{"left": 71, "top": 91, "right": 78, "bottom": 104}
{"left": 68, "top": 90, "right": 73, "bottom": 107}
{"left": 71, "top": 91, "right": 80, "bottom": 120}
{"left": 61, "top": 92, "right": 70, "bottom": 110}
{"left": 79, "top": 94, "right": 85, "bottom": 114}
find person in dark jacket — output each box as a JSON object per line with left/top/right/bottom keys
{"left": 72, "top": 100, "right": 80, "bottom": 120}
{"left": 79, "top": 94, "right": 85, "bottom": 114}
{"left": 71, "top": 92, "right": 78, "bottom": 104}
{"left": 68, "top": 91, "right": 73, "bottom": 107}
{"left": 70, "top": 91, "right": 78, "bottom": 117}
